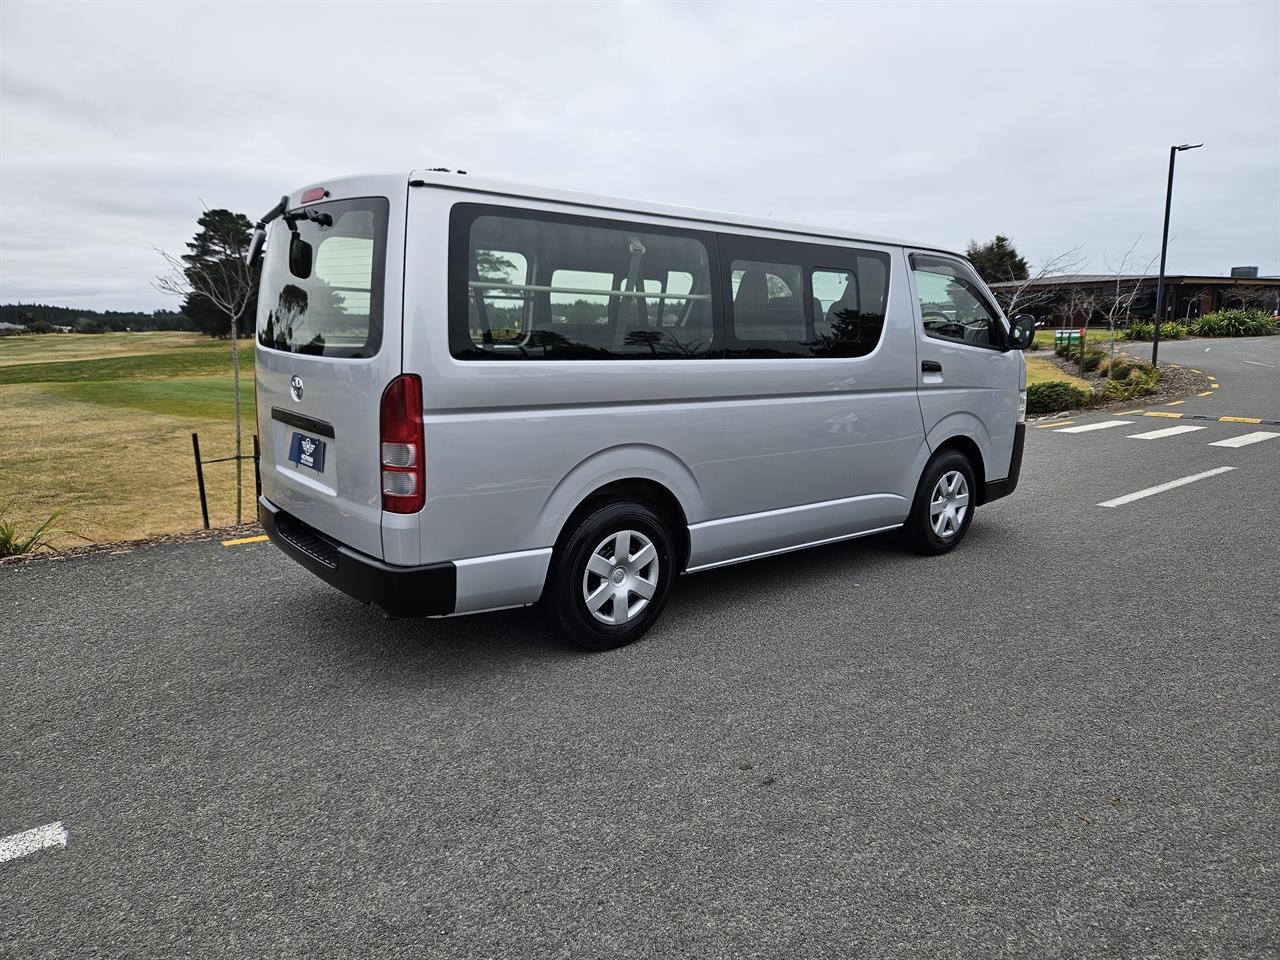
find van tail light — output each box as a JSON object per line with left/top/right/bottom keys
{"left": 380, "top": 374, "right": 425, "bottom": 513}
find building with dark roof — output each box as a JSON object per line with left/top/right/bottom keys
{"left": 987, "top": 272, "right": 1280, "bottom": 326}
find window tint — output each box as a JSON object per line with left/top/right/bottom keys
{"left": 730, "top": 260, "right": 806, "bottom": 346}
{"left": 724, "top": 243, "right": 891, "bottom": 358}
{"left": 468, "top": 249, "right": 529, "bottom": 343}
{"left": 810, "top": 254, "right": 889, "bottom": 358}
{"left": 912, "top": 255, "right": 1004, "bottom": 349}
{"left": 258, "top": 198, "right": 388, "bottom": 358}
{"left": 452, "top": 207, "right": 714, "bottom": 360}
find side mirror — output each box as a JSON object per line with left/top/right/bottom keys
{"left": 1008, "top": 314, "right": 1036, "bottom": 351}
{"left": 246, "top": 226, "right": 266, "bottom": 267}
{"left": 288, "top": 233, "right": 314, "bottom": 279}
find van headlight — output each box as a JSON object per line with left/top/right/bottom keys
{"left": 1017, "top": 389, "right": 1027, "bottom": 423}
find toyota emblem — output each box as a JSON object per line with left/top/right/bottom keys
{"left": 289, "top": 375, "right": 304, "bottom": 402}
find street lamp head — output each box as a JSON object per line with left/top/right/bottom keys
{"left": 1175, "top": 143, "right": 1204, "bottom": 151}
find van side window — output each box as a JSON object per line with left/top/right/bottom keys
{"left": 468, "top": 249, "right": 529, "bottom": 343}
{"left": 810, "top": 254, "right": 889, "bottom": 358}
{"left": 911, "top": 255, "right": 1004, "bottom": 349}
{"left": 450, "top": 206, "right": 715, "bottom": 360}
{"left": 730, "top": 260, "right": 806, "bottom": 349}
{"left": 722, "top": 240, "right": 891, "bottom": 358}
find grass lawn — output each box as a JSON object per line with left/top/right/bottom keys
{"left": 0, "top": 331, "right": 214, "bottom": 366}
{"left": 0, "top": 333, "right": 257, "bottom": 548}
{"left": 1031, "top": 328, "right": 1118, "bottom": 349}
{"left": 1025, "top": 356, "right": 1091, "bottom": 391}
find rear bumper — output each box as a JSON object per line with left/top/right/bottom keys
{"left": 982, "top": 423, "right": 1026, "bottom": 504}
{"left": 258, "top": 497, "right": 456, "bottom": 617}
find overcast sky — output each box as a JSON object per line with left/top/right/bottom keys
{"left": 1, "top": 0, "right": 1277, "bottom": 312}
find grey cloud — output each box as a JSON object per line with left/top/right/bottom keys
{"left": 1, "top": 0, "right": 1277, "bottom": 312}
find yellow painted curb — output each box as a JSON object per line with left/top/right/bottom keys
{"left": 221, "top": 534, "right": 269, "bottom": 547}
{"left": 1191, "top": 369, "right": 1203, "bottom": 374}
{"left": 1143, "top": 411, "right": 1183, "bottom": 419}
{"left": 1219, "top": 416, "right": 1263, "bottom": 424}
{"left": 1166, "top": 400, "right": 1186, "bottom": 406}
{"left": 1197, "top": 391, "right": 1214, "bottom": 397}
{"left": 1206, "top": 376, "right": 1216, "bottom": 381}
{"left": 1035, "top": 421, "right": 1073, "bottom": 428}
{"left": 1211, "top": 383, "right": 1220, "bottom": 389}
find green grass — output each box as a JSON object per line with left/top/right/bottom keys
{"left": 0, "top": 341, "right": 254, "bottom": 385}
{"left": 1032, "top": 328, "right": 1118, "bottom": 349}
{"left": 46, "top": 377, "right": 255, "bottom": 420}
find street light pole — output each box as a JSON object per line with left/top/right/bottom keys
{"left": 1151, "top": 142, "right": 1202, "bottom": 368}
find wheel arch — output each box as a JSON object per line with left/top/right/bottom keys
{"left": 537, "top": 445, "right": 701, "bottom": 572}
{"left": 931, "top": 434, "right": 987, "bottom": 504}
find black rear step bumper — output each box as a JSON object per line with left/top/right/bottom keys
{"left": 982, "top": 422, "right": 1026, "bottom": 505}
{"left": 258, "top": 497, "right": 455, "bottom": 617}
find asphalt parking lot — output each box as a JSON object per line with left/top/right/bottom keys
{"left": 3, "top": 337, "right": 1277, "bottom": 959}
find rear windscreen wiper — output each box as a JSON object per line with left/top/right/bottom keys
{"left": 245, "top": 196, "right": 332, "bottom": 264}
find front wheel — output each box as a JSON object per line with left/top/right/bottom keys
{"left": 903, "top": 449, "right": 976, "bottom": 555}
{"left": 547, "top": 501, "right": 676, "bottom": 650}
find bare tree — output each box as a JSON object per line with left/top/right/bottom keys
{"left": 1222, "top": 283, "right": 1280, "bottom": 313}
{"left": 990, "top": 246, "right": 1087, "bottom": 321}
{"left": 1095, "top": 239, "right": 1159, "bottom": 372}
{"left": 155, "top": 210, "right": 258, "bottom": 523}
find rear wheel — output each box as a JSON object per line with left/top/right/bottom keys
{"left": 903, "top": 449, "right": 976, "bottom": 555}
{"left": 547, "top": 501, "right": 675, "bottom": 650}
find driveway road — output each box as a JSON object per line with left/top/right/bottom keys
{"left": 2, "top": 344, "right": 1278, "bottom": 959}
{"left": 1120, "top": 334, "right": 1280, "bottom": 421}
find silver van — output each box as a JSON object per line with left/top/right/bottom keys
{"left": 251, "top": 170, "right": 1034, "bottom": 649}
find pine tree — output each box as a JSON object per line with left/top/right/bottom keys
{"left": 965, "top": 236, "right": 1030, "bottom": 284}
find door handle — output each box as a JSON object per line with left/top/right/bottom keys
{"left": 922, "top": 360, "right": 943, "bottom": 373}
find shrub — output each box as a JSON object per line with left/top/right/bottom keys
{"left": 1101, "top": 366, "right": 1161, "bottom": 401}
{"left": 0, "top": 505, "right": 72, "bottom": 558}
{"left": 1190, "top": 309, "right": 1278, "bottom": 338}
{"left": 1122, "top": 321, "right": 1187, "bottom": 341}
{"left": 1082, "top": 347, "right": 1105, "bottom": 372}
{"left": 1027, "top": 381, "right": 1092, "bottom": 414}
{"left": 1097, "top": 355, "right": 1134, "bottom": 379}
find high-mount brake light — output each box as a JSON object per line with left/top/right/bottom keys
{"left": 379, "top": 375, "right": 425, "bottom": 513}
{"left": 300, "top": 187, "right": 328, "bottom": 204}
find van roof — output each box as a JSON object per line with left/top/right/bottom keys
{"left": 406, "top": 168, "right": 964, "bottom": 259}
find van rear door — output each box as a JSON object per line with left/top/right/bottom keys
{"left": 254, "top": 176, "right": 406, "bottom": 560}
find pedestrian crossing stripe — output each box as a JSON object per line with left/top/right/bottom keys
{"left": 1046, "top": 412, "right": 1280, "bottom": 430}
{"left": 1208, "top": 431, "right": 1280, "bottom": 449}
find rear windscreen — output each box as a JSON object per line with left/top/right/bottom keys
{"left": 257, "top": 197, "right": 389, "bottom": 358}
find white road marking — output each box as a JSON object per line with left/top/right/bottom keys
{"left": 1127, "top": 424, "right": 1206, "bottom": 440}
{"left": 1098, "top": 466, "right": 1235, "bottom": 508}
{"left": 1242, "top": 359, "right": 1275, "bottom": 368}
{"left": 0, "top": 822, "right": 67, "bottom": 864}
{"left": 1055, "top": 420, "right": 1132, "bottom": 434}
{"left": 1209, "top": 431, "right": 1280, "bottom": 449}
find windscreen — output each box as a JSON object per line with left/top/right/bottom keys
{"left": 257, "top": 197, "right": 389, "bottom": 358}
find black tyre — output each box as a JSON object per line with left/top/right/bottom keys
{"left": 902, "top": 449, "right": 976, "bottom": 555}
{"left": 547, "top": 501, "right": 676, "bottom": 651}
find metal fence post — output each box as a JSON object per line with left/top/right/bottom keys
{"left": 192, "top": 432, "right": 210, "bottom": 530}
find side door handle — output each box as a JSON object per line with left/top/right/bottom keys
{"left": 922, "top": 360, "right": 943, "bottom": 373}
